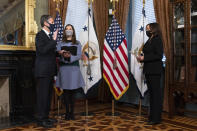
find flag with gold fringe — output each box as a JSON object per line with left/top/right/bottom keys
{"left": 103, "top": 16, "right": 129, "bottom": 100}
{"left": 79, "top": 13, "right": 101, "bottom": 94}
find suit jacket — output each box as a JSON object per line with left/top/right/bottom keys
{"left": 35, "top": 30, "right": 57, "bottom": 77}
{"left": 143, "top": 35, "right": 163, "bottom": 75}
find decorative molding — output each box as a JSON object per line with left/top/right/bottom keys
{"left": 0, "top": 45, "right": 35, "bottom": 51}
{"left": 25, "top": 0, "right": 38, "bottom": 49}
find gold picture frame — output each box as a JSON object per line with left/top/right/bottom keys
{"left": 0, "top": 0, "right": 37, "bottom": 51}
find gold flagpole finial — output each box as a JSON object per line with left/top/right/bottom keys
{"left": 110, "top": 0, "right": 119, "bottom": 15}
{"left": 110, "top": 0, "right": 119, "bottom": 2}
{"left": 143, "top": 0, "right": 146, "bottom": 7}
{"left": 86, "top": 0, "right": 94, "bottom": 7}
{"left": 87, "top": 0, "right": 94, "bottom": 4}
{"left": 53, "top": 0, "right": 62, "bottom": 13}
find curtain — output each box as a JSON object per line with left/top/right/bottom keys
{"left": 114, "top": 0, "right": 130, "bottom": 33}
{"left": 49, "top": 0, "right": 68, "bottom": 26}
{"left": 153, "top": 0, "right": 171, "bottom": 112}
{"left": 93, "top": 0, "right": 111, "bottom": 101}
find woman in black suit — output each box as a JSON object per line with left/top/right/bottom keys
{"left": 137, "top": 23, "right": 164, "bottom": 125}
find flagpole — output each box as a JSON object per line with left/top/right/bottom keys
{"left": 106, "top": 0, "right": 120, "bottom": 117}
{"left": 83, "top": 0, "right": 94, "bottom": 118}
{"left": 112, "top": 0, "right": 118, "bottom": 69}
{"left": 86, "top": 0, "right": 90, "bottom": 117}
{"left": 57, "top": 97, "right": 61, "bottom": 123}
{"left": 138, "top": 0, "right": 146, "bottom": 120}
{"left": 112, "top": 99, "right": 114, "bottom": 116}
{"left": 53, "top": 0, "right": 63, "bottom": 123}
{"left": 112, "top": 0, "right": 116, "bottom": 117}
{"left": 87, "top": 0, "right": 91, "bottom": 76}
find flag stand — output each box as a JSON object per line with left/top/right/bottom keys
{"left": 85, "top": 99, "right": 88, "bottom": 116}
{"left": 105, "top": 98, "right": 120, "bottom": 116}
{"left": 80, "top": 0, "right": 94, "bottom": 119}
{"left": 139, "top": 98, "right": 142, "bottom": 116}
{"left": 57, "top": 97, "right": 62, "bottom": 123}
{"left": 85, "top": 99, "right": 93, "bottom": 117}
{"left": 135, "top": 0, "right": 146, "bottom": 123}
{"left": 80, "top": 95, "right": 94, "bottom": 118}
{"left": 105, "top": 0, "right": 119, "bottom": 117}
{"left": 135, "top": 98, "right": 145, "bottom": 123}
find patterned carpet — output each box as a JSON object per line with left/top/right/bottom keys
{"left": 1, "top": 103, "right": 197, "bottom": 131}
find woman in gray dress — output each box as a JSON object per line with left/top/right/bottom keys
{"left": 56, "top": 24, "right": 85, "bottom": 120}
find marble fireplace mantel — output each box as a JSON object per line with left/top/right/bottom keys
{"left": 0, "top": 50, "right": 36, "bottom": 118}
{"left": 0, "top": 76, "right": 9, "bottom": 118}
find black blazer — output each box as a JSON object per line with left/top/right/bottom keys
{"left": 35, "top": 30, "right": 57, "bottom": 77}
{"left": 143, "top": 35, "right": 163, "bottom": 75}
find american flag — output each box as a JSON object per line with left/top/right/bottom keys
{"left": 103, "top": 16, "right": 129, "bottom": 100}
{"left": 53, "top": 11, "right": 64, "bottom": 96}
{"left": 54, "top": 12, "right": 64, "bottom": 42}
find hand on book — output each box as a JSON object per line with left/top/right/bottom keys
{"left": 63, "top": 51, "right": 71, "bottom": 58}
{"left": 61, "top": 46, "right": 77, "bottom": 56}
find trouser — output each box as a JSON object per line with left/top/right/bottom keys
{"left": 145, "top": 74, "right": 162, "bottom": 123}
{"left": 63, "top": 89, "right": 77, "bottom": 115}
{"left": 36, "top": 77, "right": 53, "bottom": 120}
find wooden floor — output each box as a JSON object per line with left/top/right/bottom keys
{"left": 1, "top": 103, "right": 197, "bottom": 131}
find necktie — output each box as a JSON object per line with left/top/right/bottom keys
{"left": 49, "top": 33, "right": 53, "bottom": 40}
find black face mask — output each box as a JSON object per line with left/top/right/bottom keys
{"left": 146, "top": 31, "right": 152, "bottom": 37}
{"left": 46, "top": 22, "right": 55, "bottom": 32}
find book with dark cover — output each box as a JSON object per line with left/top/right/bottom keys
{"left": 61, "top": 46, "right": 77, "bottom": 56}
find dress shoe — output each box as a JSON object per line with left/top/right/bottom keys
{"left": 65, "top": 113, "right": 70, "bottom": 120}
{"left": 145, "top": 119, "right": 152, "bottom": 123}
{"left": 47, "top": 118, "right": 57, "bottom": 123}
{"left": 147, "top": 121, "right": 160, "bottom": 125}
{"left": 37, "top": 120, "right": 54, "bottom": 128}
{"left": 70, "top": 113, "right": 75, "bottom": 120}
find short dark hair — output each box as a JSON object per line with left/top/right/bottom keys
{"left": 40, "top": 15, "right": 52, "bottom": 27}
{"left": 6, "top": 34, "right": 14, "bottom": 42}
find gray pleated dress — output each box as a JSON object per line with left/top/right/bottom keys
{"left": 56, "top": 41, "right": 85, "bottom": 90}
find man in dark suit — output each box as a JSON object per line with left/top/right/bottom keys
{"left": 35, "top": 15, "right": 58, "bottom": 128}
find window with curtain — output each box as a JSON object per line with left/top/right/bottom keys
{"left": 132, "top": 0, "right": 156, "bottom": 38}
